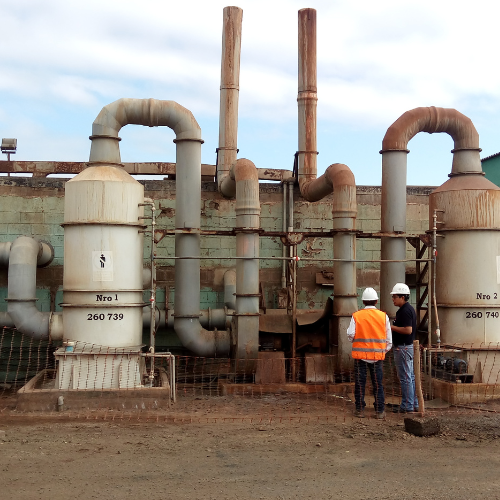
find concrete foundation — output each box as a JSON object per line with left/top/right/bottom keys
{"left": 431, "top": 377, "right": 500, "bottom": 405}
{"left": 17, "top": 369, "right": 171, "bottom": 412}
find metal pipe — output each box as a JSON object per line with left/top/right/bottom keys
{"left": 297, "top": 9, "right": 358, "bottom": 365}
{"left": 0, "top": 240, "right": 54, "bottom": 269}
{"left": 432, "top": 209, "right": 441, "bottom": 346}
{"left": 156, "top": 255, "right": 431, "bottom": 263}
{"left": 223, "top": 269, "right": 236, "bottom": 310}
{"left": 7, "top": 236, "right": 60, "bottom": 340}
{"left": 141, "top": 352, "right": 176, "bottom": 402}
{"left": 380, "top": 106, "right": 481, "bottom": 315}
{"left": 297, "top": 8, "right": 318, "bottom": 195}
{"left": 90, "top": 98, "right": 229, "bottom": 356}
{"left": 0, "top": 313, "right": 15, "bottom": 328}
{"left": 281, "top": 182, "right": 287, "bottom": 290}
{"left": 217, "top": 6, "right": 242, "bottom": 198}
{"left": 230, "top": 158, "right": 260, "bottom": 366}
{"left": 291, "top": 252, "right": 298, "bottom": 381}
{"left": 174, "top": 137, "right": 230, "bottom": 356}
{"left": 140, "top": 198, "right": 157, "bottom": 383}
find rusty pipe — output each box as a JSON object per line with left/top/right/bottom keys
{"left": 297, "top": 8, "right": 318, "bottom": 192}
{"left": 297, "top": 8, "right": 357, "bottom": 364}
{"left": 217, "top": 6, "right": 243, "bottom": 198}
{"left": 380, "top": 107, "right": 481, "bottom": 315}
{"left": 230, "top": 158, "right": 260, "bottom": 366}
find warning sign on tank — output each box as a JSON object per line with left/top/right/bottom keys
{"left": 92, "top": 251, "right": 113, "bottom": 281}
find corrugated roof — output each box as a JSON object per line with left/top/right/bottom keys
{"left": 481, "top": 152, "right": 500, "bottom": 162}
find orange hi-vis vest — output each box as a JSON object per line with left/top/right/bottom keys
{"left": 351, "top": 308, "right": 388, "bottom": 361}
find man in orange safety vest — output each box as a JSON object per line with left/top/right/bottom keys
{"left": 347, "top": 287, "right": 392, "bottom": 419}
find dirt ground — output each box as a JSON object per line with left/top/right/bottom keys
{"left": 1, "top": 395, "right": 500, "bottom": 500}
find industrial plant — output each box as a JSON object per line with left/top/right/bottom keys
{"left": 1, "top": 7, "right": 499, "bottom": 412}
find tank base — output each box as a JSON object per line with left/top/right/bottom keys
{"left": 16, "top": 368, "right": 171, "bottom": 412}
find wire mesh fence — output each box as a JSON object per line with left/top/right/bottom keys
{"left": 2, "top": 326, "right": 500, "bottom": 423}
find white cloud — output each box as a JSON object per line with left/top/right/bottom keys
{"left": 1, "top": 0, "right": 500, "bottom": 183}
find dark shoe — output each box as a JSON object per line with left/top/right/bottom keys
{"left": 375, "top": 411, "right": 386, "bottom": 419}
{"left": 354, "top": 409, "right": 365, "bottom": 418}
{"left": 392, "top": 407, "right": 412, "bottom": 414}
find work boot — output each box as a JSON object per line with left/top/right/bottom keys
{"left": 375, "top": 411, "right": 386, "bottom": 419}
{"left": 392, "top": 407, "right": 411, "bottom": 414}
{"left": 354, "top": 409, "right": 365, "bottom": 418}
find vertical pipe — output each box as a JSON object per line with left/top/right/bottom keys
{"left": 297, "top": 8, "right": 318, "bottom": 189}
{"left": 281, "top": 182, "right": 287, "bottom": 290}
{"left": 232, "top": 159, "right": 260, "bottom": 367}
{"left": 380, "top": 107, "right": 481, "bottom": 316}
{"left": 149, "top": 200, "right": 156, "bottom": 383}
{"left": 217, "top": 6, "right": 243, "bottom": 198}
{"left": 380, "top": 150, "right": 408, "bottom": 316}
{"left": 291, "top": 250, "right": 298, "bottom": 382}
{"left": 223, "top": 269, "right": 237, "bottom": 310}
{"left": 432, "top": 210, "right": 441, "bottom": 346}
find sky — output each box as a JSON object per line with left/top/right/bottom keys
{"left": 1, "top": 0, "right": 499, "bottom": 186}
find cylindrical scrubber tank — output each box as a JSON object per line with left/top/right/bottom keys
{"left": 430, "top": 174, "right": 500, "bottom": 345}
{"left": 62, "top": 165, "right": 144, "bottom": 347}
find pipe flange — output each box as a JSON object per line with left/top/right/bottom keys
{"left": 89, "top": 135, "right": 122, "bottom": 142}
{"left": 450, "top": 147, "right": 482, "bottom": 153}
{"left": 172, "top": 314, "right": 203, "bottom": 318}
{"left": 59, "top": 303, "right": 149, "bottom": 308}
{"left": 448, "top": 171, "right": 485, "bottom": 177}
{"left": 379, "top": 148, "right": 410, "bottom": 154}
{"left": 173, "top": 138, "right": 205, "bottom": 144}
{"left": 4, "top": 298, "right": 37, "bottom": 302}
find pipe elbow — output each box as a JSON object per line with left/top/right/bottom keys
{"left": 232, "top": 158, "right": 259, "bottom": 182}
{"left": 92, "top": 98, "right": 202, "bottom": 141}
{"left": 8, "top": 302, "right": 50, "bottom": 340}
{"left": 299, "top": 164, "right": 355, "bottom": 203}
{"left": 174, "top": 319, "right": 230, "bottom": 356}
{"left": 382, "top": 106, "right": 480, "bottom": 152}
{"left": 324, "top": 163, "right": 356, "bottom": 189}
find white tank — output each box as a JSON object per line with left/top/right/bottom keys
{"left": 430, "top": 174, "right": 500, "bottom": 346}
{"left": 62, "top": 165, "right": 144, "bottom": 347}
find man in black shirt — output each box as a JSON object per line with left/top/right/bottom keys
{"left": 390, "top": 283, "right": 418, "bottom": 413}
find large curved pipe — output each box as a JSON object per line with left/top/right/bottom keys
{"left": 90, "top": 98, "right": 229, "bottom": 356}
{"left": 217, "top": 6, "right": 242, "bottom": 198}
{"left": 297, "top": 9, "right": 357, "bottom": 365}
{"left": 0, "top": 240, "right": 54, "bottom": 269}
{"left": 380, "top": 107, "right": 481, "bottom": 315}
{"left": 6, "top": 236, "right": 60, "bottom": 339}
{"left": 230, "top": 158, "right": 260, "bottom": 366}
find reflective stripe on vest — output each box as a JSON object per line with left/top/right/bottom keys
{"left": 352, "top": 308, "right": 387, "bottom": 361}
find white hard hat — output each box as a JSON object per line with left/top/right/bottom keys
{"left": 390, "top": 283, "right": 410, "bottom": 295}
{"left": 361, "top": 287, "right": 378, "bottom": 301}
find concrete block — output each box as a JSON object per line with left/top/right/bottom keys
{"left": 404, "top": 417, "right": 440, "bottom": 437}
{"left": 362, "top": 239, "right": 381, "bottom": 251}
{"left": 0, "top": 212, "right": 20, "bottom": 223}
{"left": 42, "top": 197, "right": 64, "bottom": 212}
{"left": 31, "top": 224, "right": 52, "bottom": 236}
{"left": 21, "top": 212, "right": 44, "bottom": 224}
{"left": 8, "top": 223, "right": 32, "bottom": 235}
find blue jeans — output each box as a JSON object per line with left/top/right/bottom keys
{"left": 394, "top": 345, "right": 419, "bottom": 411}
{"left": 354, "top": 359, "right": 385, "bottom": 413}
